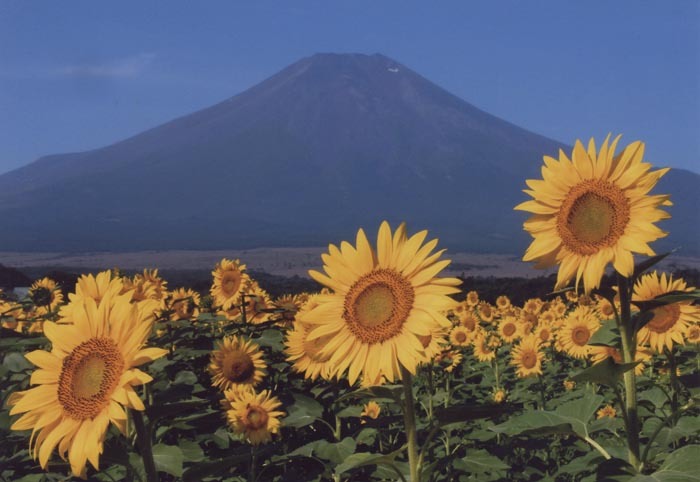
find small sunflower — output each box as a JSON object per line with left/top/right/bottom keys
{"left": 300, "top": 222, "right": 461, "bottom": 384}
{"left": 511, "top": 335, "right": 544, "bottom": 378}
{"left": 496, "top": 295, "right": 511, "bottom": 310}
{"left": 211, "top": 259, "right": 250, "bottom": 310}
{"left": 563, "top": 380, "right": 576, "bottom": 391}
{"left": 449, "top": 326, "right": 471, "bottom": 347}
{"left": 477, "top": 302, "right": 495, "bottom": 323}
{"left": 59, "top": 271, "right": 124, "bottom": 320}
{"left": 437, "top": 349, "right": 463, "bottom": 373}
{"left": 535, "top": 324, "right": 554, "bottom": 346}
{"left": 244, "top": 283, "right": 275, "bottom": 325}
{"left": 497, "top": 316, "right": 522, "bottom": 343}
{"left": 29, "top": 278, "right": 63, "bottom": 309}
{"left": 687, "top": 324, "right": 700, "bottom": 344}
{"left": 589, "top": 344, "right": 650, "bottom": 376}
{"left": 633, "top": 272, "right": 700, "bottom": 352}
{"left": 472, "top": 333, "right": 496, "bottom": 362}
{"left": 465, "top": 291, "right": 479, "bottom": 307}
{"left": 360, "top": 401, "right": 381, "bottom": 421}
{"left": 596, "top": 405, "right": 617, "bottom": 419}
{"left": 416, "top": 327, "right": 449, "bottom": 362}
{"left": 523, "top": 298, "right": 543, "bottom": 314}
{"left": 8, "top": 294, "right": 165, "bottom": 478}
{"left": 223, "top": 388, "right": 284, "bottom": 445}
{"left": 516, "top": 135, "right": 672, "bottom": 293}
{"left": 167, "top": 288, "right": 201, "bottom": 321}
{"left": 209, "top": 336, "right": 267, "bottom": 391}
{"left": 492, "top": 388, "right": 507, "bottom": 403}
{"left": 558, "top": 306, "right": 600, "bottom": 359}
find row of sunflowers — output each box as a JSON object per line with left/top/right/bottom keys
{"left": 1, "top": 135, "right": 698, "bottom": 481}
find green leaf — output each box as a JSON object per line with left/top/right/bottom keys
{"left": 337, "top": 385, "right": 403, "bottom": 404}
{"left": 182, "top": 451, "right": 253, "bottom": 482}
{"left": 179, "top": 440, "right": 205, "bottom": 463}
{"left": 633, "top": 251, "right": 674, "bottom": 279}
{"left": 290, "top": 438, "right": 357, "bottom": 464}
{"left": 491, "top": 393, "right": 603, "bottom": 439}
{"left": 629, "top": 445, "right": 700, "bottom": 481}
{"left": 283, "top": 393, "right": 324, "bottom": 428}
{"left": 145, "top": 399, "right": 208, "bottom": 422}
{"left": 4, "top": 352, "right": 32, "bottom": 372}
{"left": 588, "top": 319, "right": 621, "bottom": 347}
{"left": 456, "top": 449, "right": 510, "bottom": 474}
{"left": 571, "top": 358, "right": 639, "bottom": 387}
{"left": 335, "top": 449, "right": 403, "bottom": 476}
{"left": 173, "top": 370, "right": 198, "bottom": 385}
{"left": 255, "top": 329, "right": 284, "bottom": 349}
{"left": 152, "top": 443, "right": 184, "bottom": 477}
{"left": 435, "top": 402, "right": 518, "bottom": 427}
{"left": 632, "top": 290, "right": 700, "bottom": 312}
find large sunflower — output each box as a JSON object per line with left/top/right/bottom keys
{"left": 8, "top": 294, "right": 165, "bottom": 478}
{"left": 210, "top": 259, "right": 250, "bottom": 310}
{"left": 209, "top": 335, "right": 267, "bottom": 391}
{"left": 633, "top": 271, "right": 700, "bottom": 352}
{"left": 300, "top": 222, "right": 461, "bottom": 385}
{"left": 515, "top": 136, "right": 672, "bottom": 293}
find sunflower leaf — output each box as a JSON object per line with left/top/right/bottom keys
{"left": 334, "top": 448, "right": 404, "bottom": 476}
{"left": 571, "top": 357, "right": 639, "bottom": 387}
{"left": 632, "top": 290, "right": 700, "bottom": 312}
{"left": 587, "top": 319, "right": 621, "bottom": 347}
{"left": 145, "top": 399, "right": 208, "bottom": 423}
{"left": 152, "top": 443, "right": 184, "bottom": 477}
{"left": 632, "top": 251, "right": 675, "bottom": 280}
{"left": 435, "top": 402, "right": 520, "bottom": 427}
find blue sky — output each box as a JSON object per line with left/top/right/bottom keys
{"left": 0, "top": 1, "right": 698, "bottom": 174}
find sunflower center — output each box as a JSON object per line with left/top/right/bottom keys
{"left": 521, "top": 350, "right": 537, "bottom": 369}
{"left": 462, "top": 316, "right": 476, "bottom": 331}
{"left": 502, "top": 323, "right": 516, "bottom": 337}
{"left": 58, "top": 337, "right": 124, "bottom": 420}
{"left": 539, "top": 329, "right": 551, "bottom": 342}
{"left": 343, "top": 269, "right": 415, "bottom": 344}
{"left": 221, "top": 271, "right": 243, "bottom": 297}
{"left": 647, "top": 304, "right": 681, "bottom": 333}
{"left": 222, "top": 350, "right": 255, "bottom": 383}
{"left": 572, "top": 326, "right": 591, "bottom": 346}
{"left": 557, "top": 180, "right": 630, "bottom": 255}
{"left": 455, "top": 331, "right": 468, "bottom": 343}
{"left": 244, "top": 406, "right": 268, "bottom": 430}
{"left": 31, "top": 287, "right": 52, "bottom": 306}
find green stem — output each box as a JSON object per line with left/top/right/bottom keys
{"left": 401, "top": 366, "right": 420, "bottom": 482}
{"left": 250, "top": 445, "right": 257, "bottom": 482}
{"left": 427, "top": 364, "right": 434, "bottom": 422}
{"left": 583, "top": 435, "right": 612, "bottom": 460}
{"left": 665, "top": 348, "right": 680, "bottom": 424}
{"left": 617, "top": 274, "right": 641, "bottom": 470}
{"left": 538, "top": 375, "right": 547, "bottom": 411}
{"left": 132, "top": 410, "right": 158, "bottom": 482}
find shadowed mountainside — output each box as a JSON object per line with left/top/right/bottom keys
{"left": 0, "top": 53, "right": 696, "bottom": 254}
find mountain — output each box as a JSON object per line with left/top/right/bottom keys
{"left": 0, "top": 53, "right": 697, "bottom": 255}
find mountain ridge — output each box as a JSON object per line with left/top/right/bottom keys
{"left": 0, "top": 52, "right": 697, "bottom": 254}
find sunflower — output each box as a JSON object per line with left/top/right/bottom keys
{"left": 511, "top": 334, "right": 544, "bottom": 378}
{"left": 417, "top": 327, "right": 449, "bottom": 362}
{"left": 437, "top": 349, "right": 463, "bottom": 373}
{"left": 209, "top": 336, "right": 267, "bottom": 391}
{"left": 558, "top": 305, "right": 600, "bottom": 359}
{"left": 8, "top": 294, "right": 165, "bottom": 478}
{"left": 449, "top": 325, "right": 471, "bottom": 347}
{"left": 29, "top": 278, "right": 63, "bottom": 310}
{"left": 516, "top": 136, "right": 672, "bottom": 293}
{"left": 223, "top": 388, "right": 284, "bottom": 445}
{"left": 244, "top": 282, "right": 275, "bottom": 325}
{"left": 59, "top": 271, "right": 124, "bottom": 320}
{"left": 535, "top": 324, "right": 554, "bottom": 346}
{"left": 594, "top": 295, "right": 618, "bottom": 321}
{"left": 472, "top": 332, "right": 496, "bottom": 362}
{"left": 285, "top": 321, "right": 335, "bottom": 381}
{"left": 687, "top": 324, "right": 700, "bottom": 344}
{"left": 523, "top": 298, "right": 543, "bottom": 314}
{"left": 465, "top": 290, "right": 479, "bottom": 307}
{"left": 563, "top": 380, "right": 576, "bottom": 391}
{"left": 492, "top": 388, "right": 507, "bottom": 403}
{"left": 477, "top": 302, "right": 495, "bottom": 323}
{"left": 588, "top": 344, "right": 650, "bottom": 375}
{"left": 497, "top": 316, "right": 522, "bottom": 343}
{"left": 495, "top": 295, "right": 511, "bottom": 311}
{"left": 360, "top": 401, "right": 381, "bottom": 421}
{"left": 211, "top": 259, "right": 250, "bottom": 310}
{"left": 633, "top": 272, "right": 700, "bottom": 352}
{"left": 300, "top": 222, "right": 461, "bottom": 384}
{"left": 274, "top": 293, "right": 306, "bottom": 323}
{"left": 596, "top": 405, "right": 617, "bottom": 419}
{"left": 167, "top": 288, "right": 201, "bottom": 321}
{"left": 460, "top": 311, "right": 479, "bottom": 332}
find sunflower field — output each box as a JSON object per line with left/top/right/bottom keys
{"left": 1, "top": 136, "right": 699, "bottom": 481}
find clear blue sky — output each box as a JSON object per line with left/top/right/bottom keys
{"left": 1, "top": 1, "right": 698, "bottom": 174}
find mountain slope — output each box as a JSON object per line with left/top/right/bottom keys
{"left": 0, "top": 53, "right": 697, "bottom": 254}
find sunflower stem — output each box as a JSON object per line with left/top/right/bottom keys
{"left": 616, "top": 274, "right": 641, "bottom": 470}
{"left": 665, "top": 348, "right": 681, "bottom": 424}
{"left": 132, "top": 410, "right": 158, "bottom": 482}
{"left": 537, "top": 375, "right": 547, "bottom": 411}
{"left": 249, "top": 445, "right": 257, "bottom": 482}
{"left": 401, "top": 366, "right": 420, "bottom": 482}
